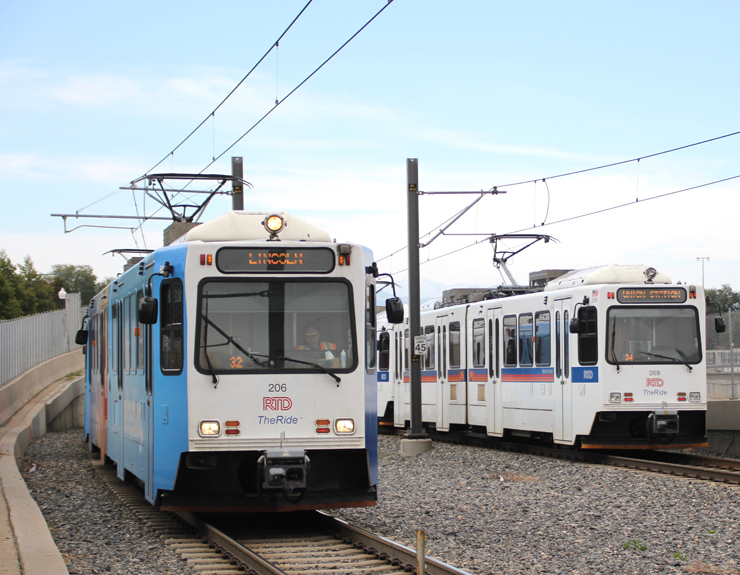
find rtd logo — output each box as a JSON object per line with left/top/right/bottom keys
{"left": 646, "top": 378, "right": 664, "bottom": 387}
{"left": 263, "top": 397, "right": 293, "bottom": 411}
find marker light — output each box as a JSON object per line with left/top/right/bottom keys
{"left": 624, "top": 393, "right": 634, "bottom": 402}
{"left": 609, "top": 392, "right": 621, "bottom": 403}
{"left": 689, "top": 392, "right": 702, "bottom": 402}
{"left": 263, "top": 215, "right": 285, "bottom": 236}
{"left": 315, "top": 418, "right": 331, "bottom": 434}
{"left": 644, "top": 267, "right": 658, "bottom": 280}
{"left": 199, "top": 420, "right": 221, "bottom": 437}
{"left": 335, "top": 419, "right": 355, "bottom": 434}
{"left": 677, "top": 392, "right": 687, "bottom": 402}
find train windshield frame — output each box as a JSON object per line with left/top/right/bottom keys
{"left": 194, "top": 277, "right": 357, "bottom": 375}
{"left": 605, "top": 305, "right": 702, "bottom": 366}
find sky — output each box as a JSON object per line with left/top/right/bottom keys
{"left": 1, "top": 1, "right": 739, "bottom": 299}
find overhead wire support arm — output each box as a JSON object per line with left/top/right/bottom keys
{"left": 419, "top": 187, "right": 506, "bottom": 248}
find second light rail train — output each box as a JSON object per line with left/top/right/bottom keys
{"left": 378, "top": 265, "right": 720, "bottom": 449}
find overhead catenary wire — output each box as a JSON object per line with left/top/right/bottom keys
{"left": 136, "top": 0, "right": 395, "bottom": 231}
{"left": 377, "top": 129, "right": 740, "bottom": 266}
{"left": 140, "top": 0, "right": 315, "bottom": 179}
{"left": 382, "top": 173, "right": 740, "bottom": 275}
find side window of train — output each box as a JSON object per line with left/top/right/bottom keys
{"left": 161, "top": 280, "right": 184, "bottom": 374}
{"left": 563, "top": 310, "right": 570, "bottom": 378}
{"left": 449, "top": 321, "right": 461, "bottom": 368}
{"left": 123, "top": 295, "right": 131, "bottom": 373}
{"left": 473, "top": 318, "right": 485, "bottom": 368}
{"left": 518, "top": 313, "right": 533, "bottom": 367}
{"left": 577, "top": 306, "right": 598, "bottom": 365}
{"left": 404, "top": 329, "right": 410, "bottom": 370}
{"left": 137, "top": 290, "right": 145, "bottom": 372}
{"left": 503, "top": 315, "right": 517, "bottom": 366}
{"left": 555, "top": 311, "right": 561, "bottom": 378}
{"left": 366, "top": 284, "right": 377, "bottom": 372}
{"left": 424, "top": 325, "right": 435, "bottom": 369}
{"left": 129, "top": 294, "right": 138, "bottom": 372}
{"left": 535, "top": 311, "right": 551, "bottom": 366}
{"left": 378, "top": 331, "right": 390, "bottom": 371}
{"left": 395, "top": 331, "right": 400, "bottom": 379}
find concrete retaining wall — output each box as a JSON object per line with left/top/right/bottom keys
{"left": 0, "top": 350, "right": 84, "bottom": 427}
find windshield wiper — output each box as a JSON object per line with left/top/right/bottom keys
{"left": 636, "top": 350, "right": 693, "bottom": 372}
{"left": 199, "top": 313, "right": 269, "bottom": 368}
{"left": 249, "top": 352, "right": 342, "bottom": 385}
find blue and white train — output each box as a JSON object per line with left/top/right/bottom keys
{"left": 378, "top": 265, "right": 718, "bottom": 449}
{"left": 80, "top": 211, "right": 400, "bottom": 512}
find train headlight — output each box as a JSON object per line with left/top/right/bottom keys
{"left": 199, "top": 420, "right": 221, "bottom": 437}
{"left": 689, "top": 392, "right": 702, "bottom": 402}
{"left": 334, "top": 418, "right": 355, "bottom": 434}
{"left": 609, "top": 392, "right": 621, "bottom": 403}
{"left": 263, "top": 214, "right": 285, "bottom": 237}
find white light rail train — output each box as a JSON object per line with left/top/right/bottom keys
{"left": 378, "top": 265, "right": 719, "bottom": 449}
{"left": 79, "top": 211, "right": 402, "bottom": 512}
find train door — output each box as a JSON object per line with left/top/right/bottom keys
{"left": 553, "top": 298, "right": 573, "bottom": 442}
{"left": 435, "top": 315, "right": 450, "bottom": 431}
{"left": 393, "top": 328, "right": 405, "bottom": 427}
{"left": 108, "top": 301, "right": 122, "bottom": 467}
{"left": 486, "top": 307, "right": 504, "bottom": 436}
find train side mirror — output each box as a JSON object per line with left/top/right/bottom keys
{"left": 385, "top": 297, "right": 404, "bottom": 324}
{"left": 715, "top": 317, "right": 726, "bottom": 333}
{"left": 569, "top": 317, "right": 580, "bottom": 334}
{"left": 138, "top": 296, "right": 159, "bottom": 325}
{"left": 75, "top": 329, "right": 88, "bottom": 345}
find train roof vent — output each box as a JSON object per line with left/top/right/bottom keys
{"left": 543, "top": 264, "right": 672, "bottom": 290}
{"left": 177, "top": 211, "right": 332, "bottom": 243}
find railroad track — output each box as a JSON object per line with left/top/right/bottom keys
{"left": 381, "top": 424, "right": 740, "bottom": 485}
{"left": 95, "top": 461, "right": 471, "bottom": 575}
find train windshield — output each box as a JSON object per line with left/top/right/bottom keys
{"left": 195, "top": 279, "right": 355, "bottom": 374}
{"left": 606, "top": 306, "right": 701, "bottom": 365}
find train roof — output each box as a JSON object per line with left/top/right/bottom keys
{"left": 543, "top": 264, "right": 672, "bottom": 290}
{"left": 176, "top": 211, "right": 332, "bottom": 243}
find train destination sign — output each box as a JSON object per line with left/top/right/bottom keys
{"left": 217, "top": 247, "right": 335, "bottom": 273}
{"left": 616, "top": 287, "right": 687, "bottom": 304}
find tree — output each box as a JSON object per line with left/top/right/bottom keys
{"left": 48, "top": 264, "right": 100, "bottom": 306}
{"left": 705, "top": 284, "right": 740, "bottom": 313}
{"left": 17, "top": 256, "right": 56, "bottom": 315}
{"left": 0, "top": 250, "right": 23, "bottom": 320}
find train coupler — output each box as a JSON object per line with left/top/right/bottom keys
{"left": 648, "top": 410, "right": 679, "bottom": 434}
{"left": 258, "top": 449, "right": 310, "bottom": 492}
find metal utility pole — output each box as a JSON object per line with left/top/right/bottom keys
{"left": 232, "top": 157, "right": 244, "bottom": 210}
{"left": 697, "top": 256, "right": 709, "bottom": 290}
{"left": 406, "top": 159, "right": 426, "bottom": 440}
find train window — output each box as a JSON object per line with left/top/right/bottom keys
{"left": 161, "top": 280, "right": 184, "bottom": 374}
{"left": 472, "top": 319, "right": 485, "bottom": 368}
{"left": 195, "top": 279, "right": 356, "bottom": 375}
{"left": 605, "top": 306, "right": 701, "bottom": 365}
{"left": 495, "top": 318, "right": 500, "bottom": 378}
{"left": 137, "top": 290, "right": 145, "bottom": 372}
{"left": 534, "top": 311, "right": 551, "bottom": 367}
{"left": 563, "top": 311, "right": 570, "bottom": 378}
{"left": 378, "top": 331, "right": 390, "bottom": 371}
{"left": 518, "top": 314, "right": 533, "bottom": 367}
{"left": 404, "top": 329, "right": 410, "bottom": 371}
{"left": 577, "top": 306, "right": 598, "bottom": 365}
{"left": 129, "top": 294, "right": 138, "bottom": 373}
{"left": 366, "top": 284, "right": 376, "bottom": 372}
{"left": 123, "top": 295, "right": 131, "bottom": 373}
{"left": 503, "top": 315, "right": 517, "bottom": 366}
{"left": 555, "top": 311, "right": 561, "bottom": 378}
{"left": 424, "top": 325, "right": 435, "bottom": 369}
{"left": 449, "top": 322, "right": 461, "bottom": 368}
{"left": 395, "top": 331, "right": 400, "bottom": 379}
{"left": 442, "top": 325, "right": 448, "bottom": 373}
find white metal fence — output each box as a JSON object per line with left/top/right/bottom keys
{"left": 0, "top": 293, "right": 86, "bottom": 387}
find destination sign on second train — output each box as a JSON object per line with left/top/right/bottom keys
{"left": 217, "top": 247, "right": 335, "bottom": 273}
{"left": 616, "top": 288, "right": 687, "bottom": 304}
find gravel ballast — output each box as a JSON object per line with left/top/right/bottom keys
{"left": 21, "top": 428, "right": 740, "bottom": 575}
